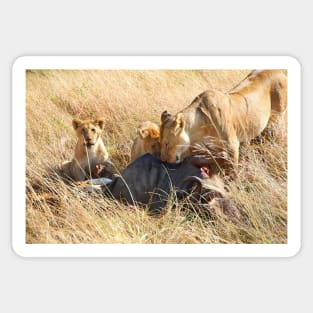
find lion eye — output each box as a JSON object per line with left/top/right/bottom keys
{"left": 91, "top": 128, "right": 96, "bottom": 132}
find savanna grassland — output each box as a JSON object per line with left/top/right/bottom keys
{"left": 26, "top": 69, "right": 287, "bottom": 244}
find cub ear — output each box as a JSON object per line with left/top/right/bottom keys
{"left": 138, "top": 128, "right": 149, "bottom": 139}
{"left": 173, "top": 113, "right": 186, "bottom": 135}
{"left": 72, "top": 118, "right": 82, "bottom": 130}
{"left": 138, "top": 124, "right": 160, "bottom": 139}
{"left": 161, "top": 110, "right": 171, "bottom": 124}
{"left": 95, "top": 118, "right": 105, "bottom": 130}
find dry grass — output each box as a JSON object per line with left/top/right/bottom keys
{"left": 25, "top": 69, "right": 287, "bottom": 244}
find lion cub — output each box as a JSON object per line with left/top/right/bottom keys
{"left": 130, "top": 121, "right": 160, "bottom": 162}
{"left": 62, "top": 118, "right": 109, "bottom": 181}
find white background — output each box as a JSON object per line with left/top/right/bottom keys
{"left": 1, "top": 1, "right": 310, "bottom": 312}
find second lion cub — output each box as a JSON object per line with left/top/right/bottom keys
{"left": 62, "top": 118, "right": 110, "bottom": 181}
{"left": 130, "top": 121, "right": 160, "bottom": 162}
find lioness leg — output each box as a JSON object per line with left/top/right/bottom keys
{"left": 225, "top": 137, "right": 240, "bottom": 176}
{"left": 212, "top": 122, "right": 240, "bottom": 174}
{"left": 230, "top": 142, "right": 239, "bottom": 165}
{"left": 268, "top": 110, "right": 287, "bottom": 141}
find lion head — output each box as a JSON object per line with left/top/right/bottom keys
{"left": 72, "top": 118, "right": 105, "bottom": 147}
{"left": 160, "top": 111, "right": 190, "bottom": 163}
{"left": 137, "top": 121, "right": 160, "bottom": 157}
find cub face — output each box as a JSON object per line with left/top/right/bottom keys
{"left": 72, "top": 118, "right": 105, "bottom": 147}
{"left": 160, "top": 111, "right": 190, "bottom": 163}
{"left": 138, "top": 121, "right": 161, "bottom": 157}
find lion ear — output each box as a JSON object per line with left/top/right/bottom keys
{"left": 138, "top": 128, "right": 149, "bottom": 139}
{"left": 72, "top": 119, "right": 82, "bottom": 130}
{"left": 173, "top": 113, "right": 186, "bottom": 135}
{"left": 138, "top": 124, "right": 160, "bottom": 139}
{"left": 95, "top": 118, "right": 105, "bottom": 130}
{"left": 161, "top": 110, "right": 171, "bottom": 124}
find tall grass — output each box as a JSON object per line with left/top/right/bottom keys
{"left": 26, "top": 69, "right": 287, "bottom": 244}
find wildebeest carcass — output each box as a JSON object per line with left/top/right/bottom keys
{"left": 102, "top": 153, "right": 236, "bottom": 215}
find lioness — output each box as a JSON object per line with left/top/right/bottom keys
{"left": 160, "top": 70, "right": 287, "bottom": 168}
{"left": 62, "top": 118, "right": 110, "bottom": 181}
{"left": 130, "top": 121, "right": 160, "bottom": 162}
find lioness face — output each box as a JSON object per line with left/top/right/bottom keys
{"left": 72, "top": 118, "right": 105, "bottom": 147}
{"left": 160, "top": 111, "right": 190, "bottom": 163}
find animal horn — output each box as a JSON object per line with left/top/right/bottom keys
{"left": 183, "top": 176, "right": 203, "bottom": 194}
{"left": 191, "top": 156, "right": 210, "bottom": 168}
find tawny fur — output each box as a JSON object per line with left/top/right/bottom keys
{"left": 160, "top": 70, "right": 287, "bottom": 167}
{"left": 130, "top": 121, "right": 160, "bottom": 162}
{"left": 62, "top": 118, "right": 109, "bottom": 181}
